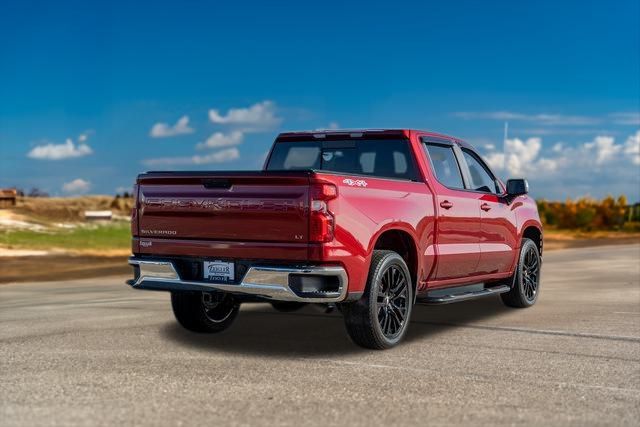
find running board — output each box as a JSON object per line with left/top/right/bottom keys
{"left": 417, "top": 284, "right": 510, "bottom": 305}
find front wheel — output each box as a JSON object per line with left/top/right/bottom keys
{"left": 501, "top": 238, "right": 542, "bottom": 308}
{"left": 342, "top": 250, "right": 413, "bottom": 349}
{"left": 171, "top": 291, "right": 239, "bottom": 333}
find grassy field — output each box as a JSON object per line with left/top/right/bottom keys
{"left": 0, "top": 196, "right": 132, "bottom": 255}
{"left": 0, "top": 222, "right": 130, "bottom": 253}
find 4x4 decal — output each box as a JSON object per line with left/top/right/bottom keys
{"left": 342, "top": 178, "right": 368, "bottom": 187}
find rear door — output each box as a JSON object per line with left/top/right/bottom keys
{"left": 422, "top": 140, "right": 481, "bottom": 281}
{"left": 137, "top": 172, "right": 310, "bottom": 243}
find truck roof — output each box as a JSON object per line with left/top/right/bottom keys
{"left": 276, "top": 128, "right": 472, "bottom": 148}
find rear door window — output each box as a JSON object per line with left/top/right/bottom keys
{"left": 267, "top": 139, "right": 418, "bottom": 180}
{"left": 422, "top": 143, "right": 465, "bottom": 189}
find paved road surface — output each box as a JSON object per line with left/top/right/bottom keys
{"left": 1, "top": 245, "right": 639, "bottom": 426}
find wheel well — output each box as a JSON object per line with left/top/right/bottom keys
{"left": 522, "top": 226, "right": 542, "bottom": 255}
{"left": 374, "top": 230, "right": 418, "bottom": 294}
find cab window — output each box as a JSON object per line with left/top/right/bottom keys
{"left": 461, "top": 148, "right": 501, "bottom": 193}
{"left": 267, "top": 139, "right": 418, "bottom": 181}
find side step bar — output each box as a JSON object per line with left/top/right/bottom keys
{"left": 417, "top": 284, "right": 510, "bottom": 305}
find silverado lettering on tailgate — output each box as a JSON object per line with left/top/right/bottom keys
{"left": 143, "top": 197, "right": 302, "bottom": 212}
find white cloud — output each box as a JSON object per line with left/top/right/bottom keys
{"left": 483, "top": 152, "right": 505, "bottom": 172}
{"left": 508, "top": 137, "right": 542, "bottom": 167}
{"left": 150, "top": 115, "right": 194, "bottom": 138}
{"left": 482, "top": 131, "right": 640, "bottom": 200}
{"left": 143, "top": 147, "right": 240, "bottom": 167}
{"left": 485, "top": 134, "right": 636, "bottom": 176}
{"left": 535, "top": 157, "right": 559, "bottom": 172}
{"left": 454, "top": 111, "right": 600, "bottom": 126}
{"left": 584, "top": 136, "right": 621, "bottom": 164}
{"left": 196, "top": 131, "right": 243, "bottom": 149}
{"left": 208, "top": 101, "right": 281, "bottom": 131}
{"left": 624, "top": 130, "right": 640, "bottom": 165}
{"left": 484, "top": 137, "right": 548, "bottom": 175}
{"left": 28, "top": 138, "right": 93, "bottom": 160}
{"left": 62, "top": 178, "right": 91, "bottom": 194}
{"left": 610, "top": 112, "right": 640, "bottom": 125}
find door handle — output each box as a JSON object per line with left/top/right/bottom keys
{"left": 481, "top": 203, "right": 491, "bottom": 211}
{"left": 440, "top": 200, "right": 453, "bottom": 210}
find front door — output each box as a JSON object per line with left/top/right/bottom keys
{"left": 459, "top": 148, "right": 518, "bottom": 274}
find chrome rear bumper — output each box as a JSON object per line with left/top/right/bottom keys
{"left": 127, "top": 258, "right": 350, "bottom": 303}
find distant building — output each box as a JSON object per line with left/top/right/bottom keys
{"left": 84, "top": 210, "right": 113, "bottom": 221}
{"left": 0, "top": 189, "right": 17, "bottom": 208}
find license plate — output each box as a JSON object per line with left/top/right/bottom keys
{"left": 203, "top": 260, "right": 234, "bottom": 283}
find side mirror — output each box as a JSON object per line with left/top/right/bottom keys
{"left": 506, "top": 178, "right": 529, "bottom": 196}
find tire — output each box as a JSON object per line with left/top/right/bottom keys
{"left": 171, "top": 291, "right": 239, "bottom": 333}
{"left": 270, "top": 301, "right": 306, "bottom": 312}
{"left": 342, "top": 250, "right": 413, "bottom": 349}
{"left": 501, "top": 238, "right": 541, "bottom": 308}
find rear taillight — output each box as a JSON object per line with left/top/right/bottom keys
{"left": 309, "top": 183, "right": 337, "bottom": 242}
{"left": 131, "top": 184, "right": 139, "bottom": 236}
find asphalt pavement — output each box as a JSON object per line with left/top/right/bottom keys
{"left": 1, "top": 244, "right": 639, "bottom": 426}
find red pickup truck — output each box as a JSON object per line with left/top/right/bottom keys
{"left": 128, "top": 129, "right": 542, "bottom": 349}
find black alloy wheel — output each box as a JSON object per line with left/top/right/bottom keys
{"left": 171, "top": 291, "right": 240, "bottom": 332}
{"left": 501, "top": 238, "right": 542, "bottom": 308}
{"left": 521, "top": 244, "right": 540, "bottom": 303}
{"left": 376, "top": 265, "right": 410, "bottom": 340}
{"left": 342, "top": 250, "right": 414, "bottom": 349}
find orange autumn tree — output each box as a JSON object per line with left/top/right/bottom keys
{"left": 537, "top": 195, "right": 629, "bottom": 230}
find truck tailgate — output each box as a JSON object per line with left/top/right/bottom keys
{"left": 136, "top": 172, "right": 311, "bottom": 243}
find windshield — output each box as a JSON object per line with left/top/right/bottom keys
{"left": 266, "top": 139, "right": 418, "bottom": 181}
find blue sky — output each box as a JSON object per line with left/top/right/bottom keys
{"left": 1, "top": 0, "right": 639, "bottom": 201}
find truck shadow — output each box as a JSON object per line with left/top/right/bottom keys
{"left": 161, "top": 297, "right": 511, "bottom": 357}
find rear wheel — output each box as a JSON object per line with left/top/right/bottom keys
{"left": 501, "top": 238, "right": 541, "bottom": 308}
{"left": 342, "top": 250, "right": 413, "bottom": 349}
{"left": 171, "top": 291, "right": 239, "bottom": 333}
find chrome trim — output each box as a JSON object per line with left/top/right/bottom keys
{"left": 129, "top": 259, "right": 179, "bottom": 281}
{"left": 128, "top": 258, "right": 349, "bottom": 303}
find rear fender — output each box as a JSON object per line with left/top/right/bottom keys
{"left": 363, "top": 222, "right": 420, "bottom": 290}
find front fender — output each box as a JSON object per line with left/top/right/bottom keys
{"left": 515, "top": 197, "right": 543, "bottom": 249}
